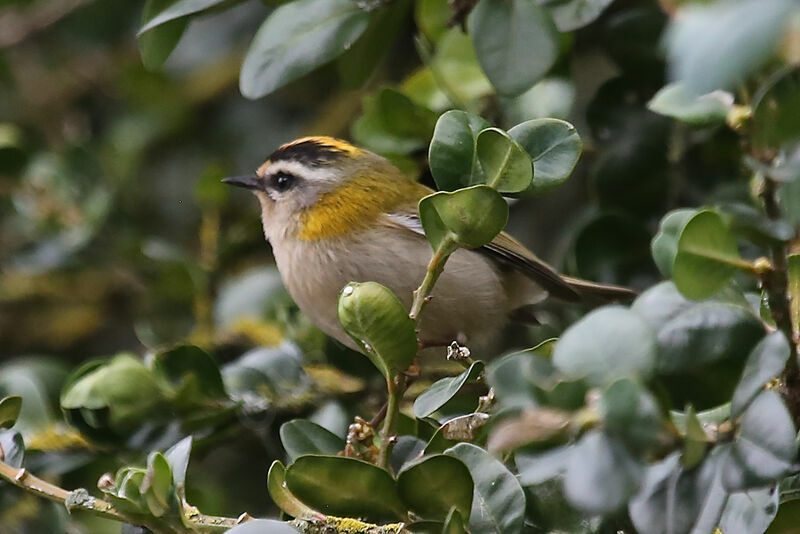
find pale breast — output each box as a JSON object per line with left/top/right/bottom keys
{"left": 271, "top": 225, "right": 510, "bottom": 352}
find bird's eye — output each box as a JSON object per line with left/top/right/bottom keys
{"left": 272, "top": 172, "right": 296, "bottom": 192}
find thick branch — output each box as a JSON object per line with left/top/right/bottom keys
{"left": 758, "top": 175, "right": 800, "bottom": 418}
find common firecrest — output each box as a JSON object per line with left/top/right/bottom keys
{"left": 223, "top": 136, "right": 634, "bottom": 352}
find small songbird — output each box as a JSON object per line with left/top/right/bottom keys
{"left": 223, "top": 136, "right": 634, "bottom": 352}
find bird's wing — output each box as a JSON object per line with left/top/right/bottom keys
{"left": 383, "top": 200, "right": 636, "bottom": 302}
{"left": 382, "top": 204, "right": 580, "bottom": 301}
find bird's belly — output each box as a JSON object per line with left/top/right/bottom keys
{"left": 272, "top": 228, "right": 509, "bottom": 352}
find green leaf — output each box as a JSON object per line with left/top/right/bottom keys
{"left": 413, "top": 361, "right": 484, "bottom": 418}
{"left": 651, "top": 209, "right": 697, "bottom": 278}
{"left": 634, "top": 282, "right": 765, "bottom": 409}
{"left": 138, "top": 0, "right": 188, "bottom": 70}
{"left": 0, "top": 430, "right": 24, "bottom": 468}
{"left": 731, "top": 332, "right": 791, "bottom": 418}
{"left": 722, "top": 390, "right": 797, "bottom": 491}
{"left": 445, "top": 443, "right": 526, "bottom": 534}
{"left": 223, "top": 519, "right": 301, "bottom": 534}
{"left": 141, "top": 451, "right": 172, "bottom": 517}
{"left": 0, "top": 396, "right": 21, "bottom": 429}
{"left": 442, "top": 507, "right": 469, "bottom": 534}
{"left": 719, "top": 487, "right": 779, "bottom": 534}
{"left": 138, "top": 0, "right": 226, "bottom": 33}
{"left": 214, "top": 266, "right": 289, "bottom": 328}
{"left": 673, "top": 209, "right": 748, "bottom": 300}
{"left": 337, "top": 0, "right": 410, "bottom": 88}
{"left": 508, "top": 119, "right": 581, "bottom": 193}
{"left": 222, "top": 342, "right": 311, "bottom": 402}
{"left": 337, "top": 281, "right": 417, "bottom": 380}
{"left": 267, "top": 460, "right": 323, "bottom": 520}
{"left": 515, "top": 446, "right": 571, "bottom": 486}
{"left": 487, "top": 340, "right": 587, "bottom": 411}
{"left": 753, "top": 66, "right": 800, "bottom": 150}
{"left": 151, "top": 344, "right": 227, "bottom": 400}
{"left": 280, "top": 419, "right": 344, "bottom": 461}
{"left": 240, "top": 0, "right": 370, "bottom": 99}
{"left": 428, "top": 110, "right": 490, "bottom": 191}
{"left": 60, "top": 354, "right": 164, "bottom": 436}
{"left": 564, "top": 430, "right": 643, "bottom": 514}
{"left": 719, "top": 201, "right": 795, "bottom": 246}
{"left": 418, "top": 186, "right": 509, "bottom": 250}
{"left": 501, "top": 77, "right": 576, "bottom": 124}
{"left": 553, "top": 306, "right": 657, "bottom": 386}
{"left": 682, "top": 406, "right": 709, "bottom": 469}
{"left": 545, "top": 0, "right": 614, "bottom": 32}
{"left": 664, "top": 0, "right": 796, "bottom": 93}
{"left": 0, "top": 359, "right": 68, "bottom": 435}
{"left": 165, "top": 436, "right": 192, "bottom": 488}
{"left": 629, "top": 450, "right": 728, "bottom": 534}
{"left": 415, "top": 0, "right": 450, "bottom": 43}
{"left": 352, "top": 88, "right": 438, "bottom": 155}
{"left": 475, "top": 128, "right": 533, "bottom": 193}
{"left": 600, "top": 379, "right": 662, "bottom": 453}
{"left": 647, "top": 83, "right": 733, "bottom": 126}
{"left": 397, "top": 454, "right": 474, "bottom": 521}
{"left": 654, "top": 302, "right": 765, "bottom": 374}
{"left": 285, "top": 455, "right": 406, "bottom": 519}
{"left": 391, "top": 435, "right": 426, "bottom": 474}
{"left": 468, "top": 0, "right": 559, "bottom": 96}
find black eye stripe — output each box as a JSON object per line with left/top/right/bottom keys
{"left": 272, "top": 171, "right": 296, "bottom": 192}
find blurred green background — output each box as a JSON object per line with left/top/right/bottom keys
{"left": 0, "top": 0, "right": 775, "bottom": 531}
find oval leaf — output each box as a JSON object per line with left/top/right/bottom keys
{"left": 413, "top": 361, "right": 484, "bottom": 418}
{"left": 0, "top": 396, "right": 21, "bottom": 429}
{"left": 564, "top": 430, "right": 643, "bottom": 514}
{"left": 445, "top": 443, "right": 525, "bottom": 534}
{"left": 337, "top": 281, "right": 418, "bottom": 380}
{"left": 475, "top": 128, "right": 532, "bottom": 193}
{"left": 285, "top": 455, "right": 406, "bottom": 520}
{"left": 419, "top": 186, "right": 509, "bottom": 250}
{"left": 673, "top": 209, "right": 748, "bottom": 300}
{"left": 508, "top": 119, "right": 582, "bottom": 193}
{"left": 651, "top": 209, "right": 698, "bottom": 278}
{"left": 267, "top": 460, "right": 324, "bottom": 520}
{"left": 397, "top": 454, "right": 474, "bottom": 521}
{"left": 429, "top": 110, "right": 490, "bottom": 191}
{"left": 647, "top": 83, "right": 733, "bottom": 126}
{"left": 722, "top": 390, "right": 797, "bottom": 491}
{"left": 280, "top": 419, "right": 344, "bottom": 461}
{"left": 240, "top": 0, "right": 370, "bottom": 99}
{"left": 730, "top": 331, "right": 791, "bottom": 417}
{"left": 468, "top": 0, "right": 559, "bottom": 96}
{"left": 138, "top": 0, "right": 226, "bottom": 33}
{"left": 553, "top": 306, "right": 657, "bottom": 385}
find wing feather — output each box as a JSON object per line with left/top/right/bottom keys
{"left": 383, "top": 202, "right": 637, "bottom": 302}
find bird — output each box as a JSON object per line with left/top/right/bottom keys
{"left": 223, "top": 136, "right": 635, "bottom": 353}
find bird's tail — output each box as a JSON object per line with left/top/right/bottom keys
{"left": 561, "top": 275, "right": 638, "bottom": 302}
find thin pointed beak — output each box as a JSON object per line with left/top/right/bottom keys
{"left": 222, "top": 175, "right": 262, "bottom": 190}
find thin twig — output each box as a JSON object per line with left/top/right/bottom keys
{"left": 376, "top": 376, "right": 406, "bottom": 471}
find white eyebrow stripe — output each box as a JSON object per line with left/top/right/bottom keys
{"left": 263, "top": 160, "right": 337, "bottom": 184}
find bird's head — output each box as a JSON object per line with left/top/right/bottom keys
{"left": 223, "top": 136, "right": 427, "bottom": 243}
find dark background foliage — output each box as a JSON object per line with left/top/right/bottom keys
{"left": 1, "top": 0, "right": 799, "bottom": 532}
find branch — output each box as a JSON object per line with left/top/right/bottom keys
{"left": 0, "top": 459, "right": 242, "bottom": 534}
{"left": 376, "top": 376, "right": 406, "bottom": 471}
{"left": 758, "top": 174, "right": 800, "bottom": 416}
